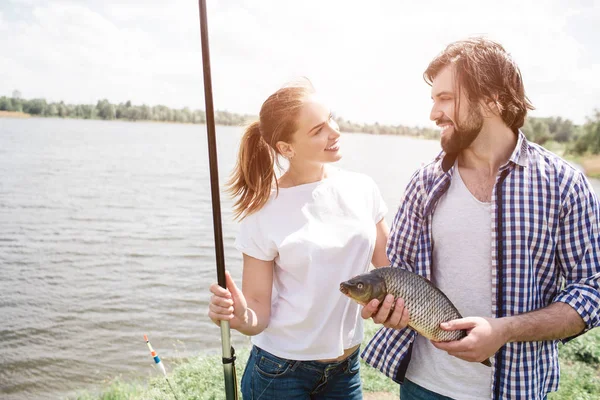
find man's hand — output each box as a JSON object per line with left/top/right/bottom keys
{"left": 361, "top": 294, "right": 410, "bottom": 330}
{"left": 431, "top": 317, "right": 509, "bottom": 363}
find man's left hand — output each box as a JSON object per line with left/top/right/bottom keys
{"left": 431, "top": 317, "right": 510, "bottom": 364}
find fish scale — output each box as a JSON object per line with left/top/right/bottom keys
{"left": 375, "top": 267, "right": 465, "bottom": 341}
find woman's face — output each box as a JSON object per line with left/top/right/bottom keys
{"left": 284, "top": 94, "right": 342, "bottom": 165}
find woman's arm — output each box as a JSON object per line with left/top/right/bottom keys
{"left": 371, "top": 218, "right": 390, "bottom": 267}
{"left": 208, "top": 254, "right": 274, "bottom": 336}
{"left": 239, "top": 254, "right": 274, "bottom": 335}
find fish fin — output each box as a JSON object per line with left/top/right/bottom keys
{"left": 481, "top": 358, "right": 492, "bottom": 367}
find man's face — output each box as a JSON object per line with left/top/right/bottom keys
{"left": 430, "top": 65, "right": 484, "bottom": 154}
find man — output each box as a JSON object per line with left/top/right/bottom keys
{"left": 361, "top": 37, "right": 600, "bottom": 399}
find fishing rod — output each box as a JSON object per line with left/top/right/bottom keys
{"left": 143, "top": 334, "right": 180, "bottom": 400}
{"left": 197, "top": 1, "right": 239, "bottom": 399}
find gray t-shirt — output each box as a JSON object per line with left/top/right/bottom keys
{"left": 405, "top": 163, "right": 493, "bottom": 399}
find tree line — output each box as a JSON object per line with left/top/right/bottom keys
{"left": 523, "top": 112, "right": 600, "bottom": 156}
{"left": 1, "top": 93, "right": 599, "bottom": 156}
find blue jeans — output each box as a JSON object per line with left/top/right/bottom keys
{"left": 400, "top": 379, "right": 454, "bottom": 400}
{"left": 241, "top": 345, "right": 362, "bottom": 400}
{"left": 400, "top": 379, "right": 549, "bottom": 400}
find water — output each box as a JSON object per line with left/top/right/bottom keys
{"left": 0, "top": 118, "right": 598, "bottom": 399}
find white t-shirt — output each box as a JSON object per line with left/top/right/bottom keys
{"left": 235, "top": 168, "right": 387, "bottom": 360}
{"left": 405, "top": 163, "right": 493, "bottom": 399}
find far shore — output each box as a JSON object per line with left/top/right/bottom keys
{"left": 2, "top": 111, "right": 600, "bottom": 178}
{"left": 0, "top": 110, "right": 30, "bottom": 118}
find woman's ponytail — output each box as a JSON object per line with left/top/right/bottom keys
{"left": 227, "top": 121, "right": 275, "bottom": 220}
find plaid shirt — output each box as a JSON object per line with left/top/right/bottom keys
{"left": 362, "top": 132, "right": 600, "bottom": 399}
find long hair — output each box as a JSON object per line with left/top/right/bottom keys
{"left": 424, "top": 37, "right": 534, "bottom": 133}
{"left": 227, "top": 80, "right": 315, "bottom": 220}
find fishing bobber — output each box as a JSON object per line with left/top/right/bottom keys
{"left": 144, "top": 334, "right": 167, "bottom": 376}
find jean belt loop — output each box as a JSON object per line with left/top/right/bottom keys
{"left": 343, "top": 357, "right": 350, "bottom": 371}
{"left": 289, "top": 359, "right": 301, "bottom": 372}
{"left": 346, "top": 351, "right": 357, "bottom": 369}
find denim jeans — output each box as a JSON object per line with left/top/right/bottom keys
{"left": 400, "top": 379, "right": 549, "bottom": 400}
{"left": 240, "top": 345, "right": 363, "bottom": 400}
{"left": 400, "top": 379, "right": 454, "bottom": 400}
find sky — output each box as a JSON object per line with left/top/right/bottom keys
{"left": 1, "top": 0, "right": 599, "bottom": 128}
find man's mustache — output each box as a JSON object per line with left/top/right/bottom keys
{"left": 436, "top": 119, "right": 453, "bottom": 126}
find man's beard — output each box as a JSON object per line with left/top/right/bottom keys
{"left": 441, "top": 104, "right": 484, "bottom": 154}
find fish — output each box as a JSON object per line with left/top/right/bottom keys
{"left": 340, "top": 266, "right": 492, "bottom": 367}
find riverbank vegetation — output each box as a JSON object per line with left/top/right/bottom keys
{"left": 2, "top": 94, "right": 600, "bottom": 176}
{"left": 70, "top": 321, "right": 600, "bottom": 400}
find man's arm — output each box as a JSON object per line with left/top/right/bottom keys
{"left": 550, "top": 173, "right": 600, "bottom": 336}
{"left": 432, "top": 303, "right": 585, "bottom": 364}
{"left": 505, "top": 302, "right": 585, "bottom": 342}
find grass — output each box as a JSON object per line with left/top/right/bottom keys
{"left": 70, "top": 324, "right": 599, "bottom": 400}
{"left": 547, "top": 328, "right": 600, "bottom": 400}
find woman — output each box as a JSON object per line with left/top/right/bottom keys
{"left": 208, "top": 80, "right": 389, "bottom": 399}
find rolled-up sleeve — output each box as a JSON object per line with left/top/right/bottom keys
{"left": 554, "top": 173, "right": 600, "bottom": 333}
{"left": 234, "top": 212, "right": 277, "bottom": 261}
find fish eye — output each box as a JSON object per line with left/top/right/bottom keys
{"left": 357, "top": 283, "right": 363, "bottom": 289}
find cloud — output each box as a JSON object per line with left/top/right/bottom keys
{"left": 1, "top": 0, "right": 598, "bottom": 126}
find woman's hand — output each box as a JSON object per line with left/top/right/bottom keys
{"left": 208, "top": 271, "right": 249, "bottom": 330}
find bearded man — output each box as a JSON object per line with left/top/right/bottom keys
{"left": 361, "top": 37, "right": 600, "bottom": 400}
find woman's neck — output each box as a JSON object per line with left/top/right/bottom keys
{"left": 279, "top": 163, "right": 327, "bottom": 188}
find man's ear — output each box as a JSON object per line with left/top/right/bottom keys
{"left": 276, "top": 141, "right": 295, "bottom": 159}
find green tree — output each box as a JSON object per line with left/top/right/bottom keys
{"left": 57, "top": 101, "right": 68, "bottom": 117}
{"left": 96, "top": 99, "right": 116, "bottom": 120}
{"left": 23, "top": 99, "right": 47, "bottom": 115}
{"left": 140, "top": 105, "right": 152, "bottom": 120}
{"left": 547, "top": 117, "right": 576, "bottom": 143}
{"left": 45, "top": 103, "right": 58, "bottom": 117}
{"left": 129, "top": 107, "right": 142, "bottom": 121}
{"left": 523, "top": 118, "right": 551, "bottom": 145}
{"left": 0, "top": 96, "right": 12, "bottom": 111}
{"left": 79, "top": 104, "right": 96, "bottom": 119}
{"left": 193, "top": 110, "right": 206, "bottom": 124}
{"left": 11, "top": 98, "right": 23, "bottom": 112}
{"left": 572, "top": 110, "right": 600, "bottom": 155}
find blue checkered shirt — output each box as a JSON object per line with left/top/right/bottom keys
{"left": 362, "top": 132, "right": 600, "bottom": 399}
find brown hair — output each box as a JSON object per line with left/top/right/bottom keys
{"left": 227, "top": 80, "right": 315, "bottom": 220}
{"left": 424, "top": 37, "right": 534, "bottom": 133}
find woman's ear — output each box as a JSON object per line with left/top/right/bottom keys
{"left": 276, "top": 141, "right": 295, "bottom": 159}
